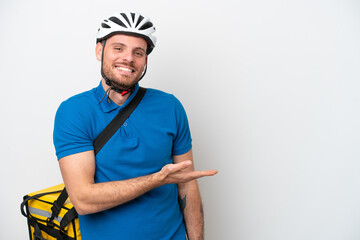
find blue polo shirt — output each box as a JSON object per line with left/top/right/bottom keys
{"left": 53, "top": 82, "right": 192, "bottom": 240}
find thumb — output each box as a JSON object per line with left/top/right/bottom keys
{"left": 163, "top": 161, "right": 192, "bottom": 174}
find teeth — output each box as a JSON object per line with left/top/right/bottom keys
{"left": 116, "top": 67, "right": 132, "bottom": 72}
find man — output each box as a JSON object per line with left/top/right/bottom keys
{"left": 53, "top": 12, "right": 217, "bottom": 240}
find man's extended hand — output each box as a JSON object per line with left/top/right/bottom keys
{"left": 158, "top": 161, "right": 218, "bottom": 185}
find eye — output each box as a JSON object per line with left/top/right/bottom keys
{"left": 114, "top": 47, "right": 122, "bottom": 51}
{"left": 135, "top": 51, "right": 144, "bottom": 57}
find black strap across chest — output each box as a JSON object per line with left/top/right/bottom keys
{"left": 93, "top": 87, "right": 147, "bottom": 155}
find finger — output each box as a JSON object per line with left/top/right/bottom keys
{"left": 193, "top": 170, "right": 218, "bottom": 177}
{"left": 172, "top": 160, "right": 192, "bottom": 171}
{"left": 182, "top": 170, "right": 218, "bottom": 182}
{"left": 164, "top": 161, "right": 192, "bottom": 174}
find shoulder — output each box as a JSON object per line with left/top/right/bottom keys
{"left": 143, "top": 88, "right": 183, "bottom": 107}
{"left": 53, "top": 88, "right": 99, "bottom": 159}
{"left": 56, "top": 88, "right": 98, "bottom": 118}
{"left": 144, "top": 88, "right": 175, "bottom": 99}
{"left": 54, "top": 87, "right": 101, "bottom": 136}
{"left": 141, "top": 88, "right": 188, "bottom": 125}
{"left": 59, "top": 88, "right": 96, "bottom": 110}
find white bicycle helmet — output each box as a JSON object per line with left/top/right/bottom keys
{"left": 97, "top": 12, "right": 157, "bottom": 54}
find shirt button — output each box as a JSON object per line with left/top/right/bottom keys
{"left": 124, "top": 122, "right": 128, "bottom": 127}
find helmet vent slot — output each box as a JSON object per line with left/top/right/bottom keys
{"left": 135, "top": 15, "right": 144, "bottom": 28}
{"left": 109, "top": 17, "right": 127, "bottom": 28}
{"left": 139, "top": 22, "right": 153, "bottom": 30}
{"left": 131, "top": 13, "right": 136, "bottom": 22}
{"left": 120, "top": 13, "right": 131, "bottom": 26}
{"left": 101, "top": 23, "right": 111, "bottom": 29}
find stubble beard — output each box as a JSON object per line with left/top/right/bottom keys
{"left": 102, "top": 62, "right": 142, "bottom": 90}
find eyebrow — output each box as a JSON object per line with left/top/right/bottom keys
{"left": 110, "top": 43, "right": 146, "bottom": 52}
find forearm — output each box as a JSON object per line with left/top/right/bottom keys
{"left": 67, "top": 172, "right": 163, "bottom": 215}
{"left": 178, "top": 180, "right": 204, "bottom": 240}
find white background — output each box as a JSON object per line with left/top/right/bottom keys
{"left": 1, "top": 0, "right": 359, "bottom": 239}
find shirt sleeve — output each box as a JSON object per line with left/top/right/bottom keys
{"left": 53, "top": 99, "right": 94, "bottom": 160}
{"left": 172, "top": 96, "right": 192, "bottom": 156}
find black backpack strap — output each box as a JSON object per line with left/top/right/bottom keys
{"left": 32, "top": 221, "right": 47, "bottom": 240}
{"left": 93, "top": 87, "right": 147, "bottom": 155}
{"left": 50, "top": 188, "right": 69, "bottom": 219}
{"left": 60, "top": 207, "right": 78, "bottom": 229}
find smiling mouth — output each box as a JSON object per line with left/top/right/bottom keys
{"left": 116, "top": 66, "right": 135, "bottom": 73}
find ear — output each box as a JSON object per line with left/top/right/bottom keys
{"left": 95, "top": 42, "right": 103, "bottom": 61}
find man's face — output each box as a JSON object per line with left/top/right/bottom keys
{"left": 96, "top": 34, "right": 148, "bottom": 90}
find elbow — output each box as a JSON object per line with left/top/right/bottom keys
{"left": 72, "top": 201, "right": 88, "bottom": 216}
{"left": 75, "top": 207, "right": 91, "bottom": 216}
{"left": 70, "top": 197, "right": 90, "bottom": 215}
{"left": 68, "top": 190, "right": 98, "bottom": 215}
{"left": 71, "top": 199, "right": 98, "bottom": 215}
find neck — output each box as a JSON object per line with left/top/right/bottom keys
{"left": 101, "top": 79, "right": 131, "bottom": 106}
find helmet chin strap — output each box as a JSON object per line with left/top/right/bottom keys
{"left": 99, "top": 39, "right": 147, "bottom": 103}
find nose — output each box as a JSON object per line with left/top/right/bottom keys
{"left": 122, "top": 50, "right": 134, "bottom": 63}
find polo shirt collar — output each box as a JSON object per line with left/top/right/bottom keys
{"left": 94, "top": 81, "right": 140, "bottom": 113}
